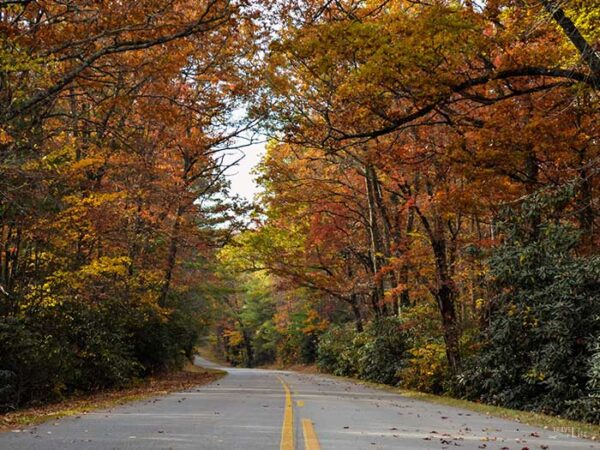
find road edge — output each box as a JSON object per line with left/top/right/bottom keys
{"left": 310, "top": 371, "right": 600, "bottom": 441}
{"left": 0, "top": 364, "right": 226, "bottom": 433}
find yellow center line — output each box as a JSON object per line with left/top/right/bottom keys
{"left": 301, "top": 419, "right": 321, "bottom": 450}
{"left": 277, "top": 376, "right": 294, "bottom": 450}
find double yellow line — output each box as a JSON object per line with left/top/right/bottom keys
{"left": 277, "top": 376, "right": 321, "bottom": 450}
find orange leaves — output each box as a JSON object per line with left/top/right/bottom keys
{"left": 0, "top": 128, "right": 13, "bottom": 145}
{"left": 301, "top": 308, "right": 328, "bottom": 335}
{"left": 0, "top": 0, "right": 263, "bottom": 319}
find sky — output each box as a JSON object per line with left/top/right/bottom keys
{"left": 223, "top": 140, "right": 266, "bottom": 202}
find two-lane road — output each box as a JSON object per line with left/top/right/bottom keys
{"left": 1, "top": 357, "right": 596, "bottom": 449}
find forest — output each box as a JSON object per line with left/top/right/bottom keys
{"left": 1, "top": 0, "right": 599, "bottom": 426}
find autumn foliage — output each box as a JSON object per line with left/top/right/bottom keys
{"left": 215, "top": 0, "right": 600, "bottom": 423}
{"left": 1, "top": 0, "right": 600, "bottom": 423}
{"left": 0, "top": 0, "right": 260, "bottom": 409}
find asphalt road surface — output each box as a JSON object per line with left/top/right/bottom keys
{"left": 1, "top": 356, "right": 596, "bottom": 449}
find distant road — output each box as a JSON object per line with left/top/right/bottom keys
{"left": 0, "top": 356, "right": 596, "bottom": 449}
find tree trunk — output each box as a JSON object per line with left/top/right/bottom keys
{"left": 364, "top": 164, "right": 393, "bottom": 315}
{"left": 577, "top": 148, "right": 594, "bottom": 242}
{"left": 159, "top": 205, "right": 183, "bottom": 307}
{"left": 416, "top": 206, "right": 462, "bottom": 372}
{"left": 349, "top": 294, "right": 364, "bottom": 332}
{"left": 242, "top": 328, "right": 254, "bottom": 367}
{"left": 431, "top": 231, "right": 461, "bottom": 372}
{"left": 399, "top": 207, "right": 415, "bottom": 312}
{"left": 539, "top": 0, "right": 600, "bottom": 76}
{"left": 435, "top": 282, "right": 461, "bottom": 372}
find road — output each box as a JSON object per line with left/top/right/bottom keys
{"left": 0, "top": 356, "right": 596, "bottom": 449}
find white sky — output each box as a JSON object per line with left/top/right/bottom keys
{"left": 224, "top": 140, "right": 266, "bottom": 202}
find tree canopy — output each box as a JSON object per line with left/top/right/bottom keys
{"left": 1, "top": 0, "right": 599, "bottom": 423}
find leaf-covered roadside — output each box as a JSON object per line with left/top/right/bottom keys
{"left": 0, "top": 364, "right": 224, "bottom": 433}
{"left": 322, "top": 371, "right": 600, "bottom": 442}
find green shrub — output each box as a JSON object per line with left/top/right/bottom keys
{"left": 0, "top": 317, "right": 64, "bottom": 410}
{"left": 252, "top": 321, "right": 278, "bottom": 365}
{"left": 394, "top": 302, "right": 449, "bottom": 393}
{"left": 0, "top": 299, "right": 141, "bottom": 411}
{"left": 316, "top": 324, "right": 356, "bottom": 375}
{"left": 317, "top": 318, "right": 408, "bottom": 385}
{"left": 356, "top": 318, "right": 408, "bottom": 384}
{"left": 0, "top": 288, "right": 203, "bottom": 411}
{"left": 132, "top": 294, "right": 204, "bottom": 373}
{"left": 60, "top": 301, "right": 140, "bottom": 390}
{"left": 563, "top": 338, "right": 600, "bottom": 423}
{"left": 457, "top": 192, "right": 600, "bottom": 422}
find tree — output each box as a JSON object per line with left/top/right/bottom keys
{"left": 0, "top": 0, "right": 263, "bottom": 409}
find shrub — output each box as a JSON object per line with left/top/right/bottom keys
{"left": 399, "top": 342, "right": 448, "bottom": 394}
{"left": 317, "top": 318, "right": 408, "bottom": 385}
{"left": 457, "top": 193, "right": 600, "bottom": 422}
{"left": 0, "top": 299, "right": 141, "bottom": 411}
{"left": 132, "top": 294, "right": 204, "bottom": 373}
{"left": 395, "top": 302, "right": 449, "bottom": 393}
{"left": 316, "top": 324, "right": 356, "bottom": 376}
{"left": 0, "top": 317, "right": 63, "bottom": 410}
{"left": 563, "top": 338, "right": 600, "bottom": 423}
{"left": 356, "top": 318, "right": 408, "bottom": 384}
{"left": 60, "top": 300, "right": 140, "bottom": 390}
{"left": 0, "top": 285, "right": 204, "bottom": 411}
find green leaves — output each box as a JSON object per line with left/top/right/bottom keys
{"left": 459, "top": 190, "right": 600, "bottom": 420}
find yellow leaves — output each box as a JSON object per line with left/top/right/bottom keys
{"left": 571, "top": 1, "right": 600, "bottom": 37}
{"left": 224, "top": 329, "right": 244, "bottom": 347}
{"left": 0, "top": 39, "right": 48, "bottom": 74}
{"left": 68, "top": 157, "right": 104, "bottom": 173}
{"left": 525, "top": 368, "right": 546, "bottom": 382}
{"left": 560, "top": 1, "right": 600, "bottom": 63}
{"left": 271, "top": 0, "right": 487, "bottom": 138}
{"left": 409, "top": 343, "right": 444, "bottom": 361}
{"left": 21, "top": 143, "right": 75, "bottom": 171}
{"left": 63, "top": 192, "right": 125, "bottom": 209}
{"left": 44, "top": 257, "right": 131, "bottom": 291}
{"left": 400, "top": 342, "right": 447, "bottom": 391}
{"left": 21, "top": 281, "right": 61, "bottom": 309}
{"left": 301, "top": 309, "right": 328, "bottom": 334}
{"left": 475, "top": 298, "right": 486, "bottom": 310}
{"left": 49, "top": 192, "right": 125, "bottom": 245}
{"left": 80, "top": 256, "right": 132, "bottom": 279}
{"left": 20, "top": 255, "right": 162, "bottom": 313}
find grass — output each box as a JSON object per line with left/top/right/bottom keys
{"left": 0, "top": 362, "right": 226, "bottom": 433}
{"left": 321, "top": 373, "right": 600, "bottom": 441}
